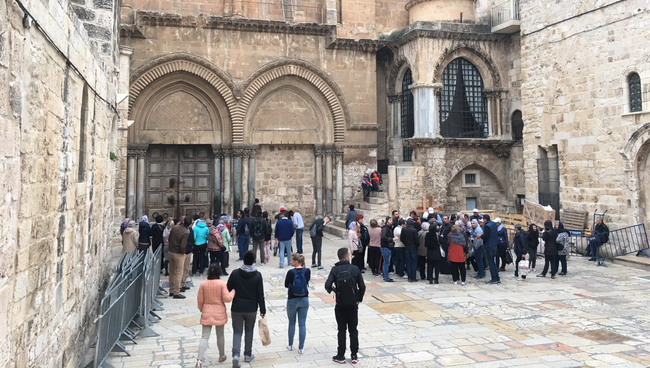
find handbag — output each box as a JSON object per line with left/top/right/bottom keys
{"left": 259, "top": 316, "right": 271, "bottom": 346}
{"left": 439, "top": 246, "right": 446, "bottom": 258}
{"left": 505, "top": 248, "right": 514, "bottom": 265}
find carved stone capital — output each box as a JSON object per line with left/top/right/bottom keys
{"left": 127, "top": 144, "right": 148, "bottom": 158}
{"left": 388, "top": 94, "right": 400, "bottom": 103}
{"left": 231, "top": 144, "right": 257, "bottom": 157}
{"left": 314, "top": 145, "right": 326, "bottom": 157}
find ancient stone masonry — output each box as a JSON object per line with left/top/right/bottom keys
{"left": 1, "top": 0, "right": 119, "bottom": 366}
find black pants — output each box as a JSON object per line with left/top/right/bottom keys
{"left": 541, "top": 254, "right": 559, "bottom": 276}
{"left": 335, "top": 304, "right": 359, "bottom": 356}
{"left": 528, "top": 248, "right": 537, "bottom": 269}
{"left": 559, "top": 254, "right": 567, "bottom": 274}
{"left": 192, "top": 244, "right": 208, "bottom": 274}
{"left": 450, "top": 261, "right": 467, "bottom": 282}
{"left": 388, "top": 248, "right": 395, "bottom": 273}
{"left": 466, "top": 255, "right": 478, "bottom": 272}
{"left": 417, "top": 255, "right": 427, "bottom": 280}
{"left": 497, "top": 245, "right": 507, "bottom": 269}
{"left": 209, "top": 250, "right": 227, "bottom": 273}
{"left": 311, "top": 236, "right": 323, "bottom": 266}
{"left": 426, "top": 259, "right": 441, "bottom": 281}
{"left": 362, "top": 183, "right": 370, "bottom": 202}
{"left": 514, "top": 255, "right": 523, "bottom": 276}
{"left": 368, "top": 247, "right": 381, "bottom": 274}
{"left": 352, "top": 250, "right": 364, "bottom": 270}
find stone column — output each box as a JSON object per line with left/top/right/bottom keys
{"left": 314, "top": 146, "right": 324, "bottom": 216}
{"left": 222, "top": 146, "right": 232, "bottom": 216}
{"left": 126, "top": 149, "right": 137, "bottom": 219}
{"left": 485, "top": 89, "right": 496, "bottom": 137}
{"left": 335, "top": 147, "right": 344, "bottom": 215}
{"left": 241, "top": 154, "right": 249, "bottom": 210}
{"left": 432, "top": 83, "right": 444, "bottom": 137}
{"left": 325, "top": 147, "right": 334, "bottom": 215}
{"left": 212, "top": 146, "right": 222, "bottom": 216}
{"left": 135, "top": 147, "right": 147, "bottom": 219}
{"left": 409, "top": 83, "right": 442, "bottom": 138}
{"left": 388, "top": 94, "right": 401, "bottom": 164}
{"left": 248, "top": 146, "right": 257, "bottom": 208}
{"left": 233, "top": 147, "right": 242, "bottom": 213}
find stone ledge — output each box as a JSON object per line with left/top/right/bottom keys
{"left": 348, "top": 124, "right": 379, "bottom": 131}
{"left": 404, "top": 137, "right": 514, "bottom": 157}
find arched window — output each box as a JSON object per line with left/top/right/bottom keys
{"left": 512, "top": 110, "right": 523, "bottom": 142}
{"left": 401, "top": 68, "right": 414, "bottom": 161}
{"left": 629, "top": 72, "right": 642, "bottom": 113}
{"left": 439, "top": 58, "right": 489, "bottom": 138}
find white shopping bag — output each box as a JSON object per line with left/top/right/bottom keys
{"left": 518, "top": 258, "right": 530, "bottom": 277}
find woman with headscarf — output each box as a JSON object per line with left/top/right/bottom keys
{"left": 425, "top": 221, "right": 442, "bottom": 284}
{"left": 527, "top": 224, "right": 540, "bottom": 271}
{"left": 537, "top": 220, "right": 559, "bottom": 279}
{"left": 470, "top": 219, "right": 485, "bottom": 279}
{"left": 122, "top": 221, "right": 139, "bottom": 253}
{"left": 138, "top": 215, "right": 152, "bottom": 252}
{"left": 162, "top": 219, "right": 174, "bottom": 275}
{"left": 417, "top": 222, "right": 430, "bottom": 280}
{"left": 348, "top": 219, "right": 362, "bottom": 270}
{"left": 217, "top": 221, "right": 231, "bottom": 276}
{"left": 557, "top": 221, "right": 570, "bottom": 275}
{"left": 120, "top": 218, "right": 130, "bottom": 236}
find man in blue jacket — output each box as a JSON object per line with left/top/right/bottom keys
{"left": 274, "top": 211, "right": 295, "bottom": 268}
{"left": 481, "top": 214, "right": 500, "bottom": 284}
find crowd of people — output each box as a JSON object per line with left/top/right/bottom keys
{"left": 120, "top": 201, "right": 610, "bottom": 367}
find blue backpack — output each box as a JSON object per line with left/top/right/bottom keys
{"left": 291, "top": 268, "right": 308, "bottom": 297}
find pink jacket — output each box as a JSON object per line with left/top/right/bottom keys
{"left": 197, "top": 279, "right": 235, "bottom": 326}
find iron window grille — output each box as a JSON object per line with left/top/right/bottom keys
{"left": 401, "top": 68, "right": 414, "bottom": 161}
{"left": 440, "top": 58, "right": 489, "bottom": 139}
{"left": 629, "top": 73, "right": 642, "bottom": 113}
{"left": 512, "top": 110, "right": 523, "bottom": 141}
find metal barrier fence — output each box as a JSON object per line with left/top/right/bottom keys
{"left": 93, "top": 247, "right": 164, "bottom": 367}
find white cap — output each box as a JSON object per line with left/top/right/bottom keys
{"left": 495, "top": 217, "right": 502, "bottom": 223}
{"left": 473, "top": 208, "right": 479, "bottom": 213}
{"left": 428, "top": 207, "right": 434, "bottom": 214}
{"left": 422, "top": 212, "right": 429, "bottom": 220}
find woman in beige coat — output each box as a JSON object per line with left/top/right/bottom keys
{"left": 122, "top": 221, "right": 138, "bottom": 253}
{"left": 196, "top": 263, "right": 236, "bottom": 367}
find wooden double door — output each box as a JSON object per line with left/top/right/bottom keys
{"left": 146, "top": 145, "right": 213, "bottom": 220}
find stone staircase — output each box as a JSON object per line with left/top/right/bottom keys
{"left": 324, "top": 187, "right": 390, "bottom": 238}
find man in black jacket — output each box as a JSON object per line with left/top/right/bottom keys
{"left": 325, "top": 248, "right": 366, "bottom": 365}
{"left": 400, "top": 218, "right": 420, "bottom": 282}
{"left": 310, "top": 216, "right": 331, "bottom": 269}
{"left": 588, "top": 217, "right": 610, "bottom": 261}
{"left": 227, "top": 250, "right": 266, "bottom": 367}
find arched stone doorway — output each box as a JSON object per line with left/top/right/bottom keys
{"left": 638, "top": 142, "right": 650, "bottom": 228}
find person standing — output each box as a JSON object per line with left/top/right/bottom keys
{"left": 367, "top": 219, "right": 382, "bottom": 276}
{"left": 263, "top": 211, "right": 273, "bottom": 264}
{"left": 275, "top": 211, "right": 295, "bottom": 268}
{"left": 513, "top": 224, "right": 527, "bottom": 277}
{"left": 557, "top": 222, "right": 570, "bottom": 275}
{"left": 400, "top": 218, "right": 419, "bottom": 283}
{"left": 284, "top": 254, "right": 310, "bottom": 354}
{"left": 347, "top": 220, "right": 361, "bottom": 270}
{"left": 345, "top": 205, "right": 357, "bottom": 229}
{"left": 538, "top": 220, "right": 559, "bottom": 279}
{"left": 218, "top": 221, "right": 231, "bottom": 276}
{"left": 250, "top": 210, "right": 267, "bottom": 264}
{"left": 325, "top": 248, "right": 366, "bottom": 365}
{"left": 356, "top": 214, "right": 370, "bottom": 271}
{"left": 495, "top": 218, "right": 509, "bottom": 271}
{"left": 207, "top": 223, "right": 225, "bottom": 268}
{"left": 122, "top": 221, "right": 139, "bottom": 253}
{"left": 151, "top": 215, "right": 166, "bottom": 259}
{"left": 425, "top": 222, "right": 442, "bottom": 284}
{"left": 227, "top": 251, "right": 266, "bottom": 367}
{"left": 481, "top": 215, "right": 500, "bottom": 284}
{"left": 309, "top": 216, "right": 330, "bottom": 270}
{"left": 293, "top": 209, "right": 305, "bottom": 254}
{"left": 417, "top": 222, "right": 429, "bottom": 281}
{"left": 168, "top": 217, "right": 191, "bottom": 299}
{"left": 470, "top": 220, "right": 485, "bottom": 279}
{"left": 393, "top": 219, "right": 406, "bottom": 278}
{"left": 527, "top": 224, "right": 540, "bottom": 272}
{"left": 236, "top": 209, "right": 251, "bottom": 261}
{"left": 380, "top": 218, "right": 395, "bottom": 282}
{"left": 193, "top": 219, "right": 210, "bottom": 276}
{"left": 138, "top": 215, "right": 152, "bottom": 252}
{"left": 448, "top": 225, "right": 468, "bottom": 285}
{"left": 196, "top": 263, "right": 235, "bottom": 368}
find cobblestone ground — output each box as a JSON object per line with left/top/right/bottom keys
{"left": 106, "top": 234, "right": 650, "bottom": 368}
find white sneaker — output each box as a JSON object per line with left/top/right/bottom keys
{"left": 453, "top": 281, "right": 458, "bottom": 285}
{"left": 461, "top": 282, "right": 466, "bottom": 286}
{"left": 286, "top": 345, "right": 293, "bottom": 351}
{"left": 402, "top": 275, "right": 408, "bottom": 279}
{"left": 298, "top": 349, "right": 304, "bottom": 354}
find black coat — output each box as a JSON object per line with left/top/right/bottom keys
{"left": 150, "top": 222, "right": 165, "bottom": 249}
{"left": 400, "top": 225, "right": 419, "bottom": 252}
{"left": 527, "top": 227, "right": 539, "bottom": 250}
{"left": 514, "top": 230, "right": 527, "bottom": 256}
{"left": 227, "top": 267, "right": 266, "bottom": 315}
{"left": 138, "top": 220, "right": 151, "bottom": 244}
{"left": 380, "top": 225, "right": 394, "bottom": 248}
{"left": 425, "top": 228, "right": 442, "bottom": 261}
{"left": 542, "top": 222, "right": 559, "bottom": 256}
{"left": 324, "top": 261, "right": 366, "bottom": 304}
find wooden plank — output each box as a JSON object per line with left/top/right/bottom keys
{"left": 523, "top": 201, "right": 555, "bottom": 226}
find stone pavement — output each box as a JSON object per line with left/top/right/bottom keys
{"left": 106, "top": 234, "right": 650, "bottom": 368}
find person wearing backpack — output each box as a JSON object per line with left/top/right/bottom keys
{"left": 324, "top": 247, "right": 366, "bottom": 365}
{"left": 236, "top": 209, "right": 251, "bottom": 261}
{"left": 250, "top": 209, "right": 267, "bottom": 264}
{"left": 309, "top": 216, "right": 331, "bottom": 269}
{"left": 284, "top": 254, "right": 311, "bottom": 354}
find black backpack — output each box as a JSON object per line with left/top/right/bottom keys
{"left": 334, "top": 265, "right": 357, "bottom": 306}
{"left": 359, "top": 224, "right": 370, "bottom": 247}
{"left": 251, "top": 218, "right": 265, "bottom": 240}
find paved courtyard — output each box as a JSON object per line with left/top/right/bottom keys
{"left": 107, "top": 234, "right": 650, "bottom": 368}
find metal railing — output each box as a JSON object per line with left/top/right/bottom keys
{"left": 491, "top": 0, "right": 520, "bottom": 27}
{"left": 93, "top": 246, "right": 164, "bottom": 367}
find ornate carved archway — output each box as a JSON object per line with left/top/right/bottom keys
{"left": 433, "top": 45, "right": 502, "bottom": 88}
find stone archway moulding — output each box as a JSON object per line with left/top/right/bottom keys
{"left": 621, "top": 122, "right": 650, "bottom": 168}
{"left": 388, "top": 56, "right": 411, "bottom": 96}
{"left": 234, "top": 59, "right": 350, "bottom": 143}
{"left": 433, "top": 44, "right": 502, "bottom": 88}
{"left": 129, "top": 53, "right": 238, "bottom": 119}
{"left": 448, "top": 159, "right": 505, "bottom": 191}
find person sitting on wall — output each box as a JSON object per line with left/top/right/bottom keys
{"left": 587, "top": 217, "right": 610, "bottom": 261}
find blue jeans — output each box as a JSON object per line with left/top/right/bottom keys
{"left": 287, "top": 297, "right": 309, "bottom": 349}
{"left": 295, "top": 229, "right": 304, "bottom": 254}
{"left": 405, "top": 249, "right": 418, "bottom": 280}
{"left": 394, "top": 247, "right": 406, "bottom": 276}
{"left": 475, "top": 245, "right": 486, "bottom": 278}
{"left": 485, "top": 245, "right": 500, "bottom": 282}
{"left": 279, "top": 240, "right": 293, "bottom": 267}
{"left": 237, "top": 235, "right": 250, "bottom": 260}
{"left": 380, "top": 247, "right": 392, "bottom": 281}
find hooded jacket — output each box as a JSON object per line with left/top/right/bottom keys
{"left": 227, "top": 265, "right": 266, "bottom": 314}
{"left": 542, "top": 220, "right": 559, "bottom": 256}
{"left": 514, "top": 229, "right": 527, "bottom": 256}
{"left": 527, "top": 225, "right": 539, "bottom": 250}
{"left": 122, "top": 228, "right": 138, "bottom": 253}
{"left": 193, "top": 221, "right": 209, "bottom": 246}
{"left": 219, "top": 224, "right": 231, "bottom": 252}
{"left": 380, "top": 224, "right": 394, "bottom": 248}
{"left": 425, "top": 224, "right": 442, "bottom": 260}
{"left": 400, "top": 219, "right": 419, "bottom": 251}
{"left": 448, "top": 232, "right": 467, "bottom": 263}
{"left": 138, "top": 218, "right": 151, "bottom": 245}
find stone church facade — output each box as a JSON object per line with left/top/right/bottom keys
{"left": 1, "top": 0, "right": 650, "bottom": 366}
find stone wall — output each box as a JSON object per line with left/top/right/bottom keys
{"left": 0, "top": 0, "right": 118, "bottom": 366}
{"left": 520, "top": 0, "right": 650, "bottom": 228}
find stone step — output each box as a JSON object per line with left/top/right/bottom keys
{"left": 332, "top": 219, "right": 346, "bottom": 228}
{"left": 369, "top": 190, "right": 388, "bottom": 199}
{"left": 354, "top": 208, "right": 388, "bottom": 221}
{"left": 357, "top": 202, "right": 389, "bottom": 212}
{"left": 324, "top": 224, "right": 347, "bottom": 238}
{"left": 368, "top": 197, "right": 386, "bottom": 205}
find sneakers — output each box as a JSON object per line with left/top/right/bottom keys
{"left": 461, "top": 282, "right": 466, "bottom": 286}
{"left": 453, "top": 281, "right": 458, "bottom": 285}
{"left": 537, "top": 274, "right": 546, "bottom": 277}
{"left": 173, "top": 294, "right": 186, "bottom": 299}
{"left": 222, "top": 271, "right": 229, "bottom": 276}
{"left": 318, "top": 266, "right": 324, "bottom": 270}
{"left": 402, "top": 275, "right": 408, "bottom": 279}
{"left": 244, "top": 355, "right": 255, "bottom": 363}
{"left": 232, "top": 356, "right": 240, "bottom": 368}
{"left": 298, "top": 349, "right": 304, "bottom": 354}
{"left": 385, "top": 278, "right": 395, "bottom": 282}
{"left": 287, "top": 345, "right": 293, "bottom": 351}
{"left": 333, "top": 355, "right": 346, "bottom": 364}
{"left": 351, "top": 354, "right": 358, "bottom": 364}
{"left": 486, "top": 280, "right": 500, "bottom": 285}
{"left": 311, "top": 264, "right": 318, "bottom": 268}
